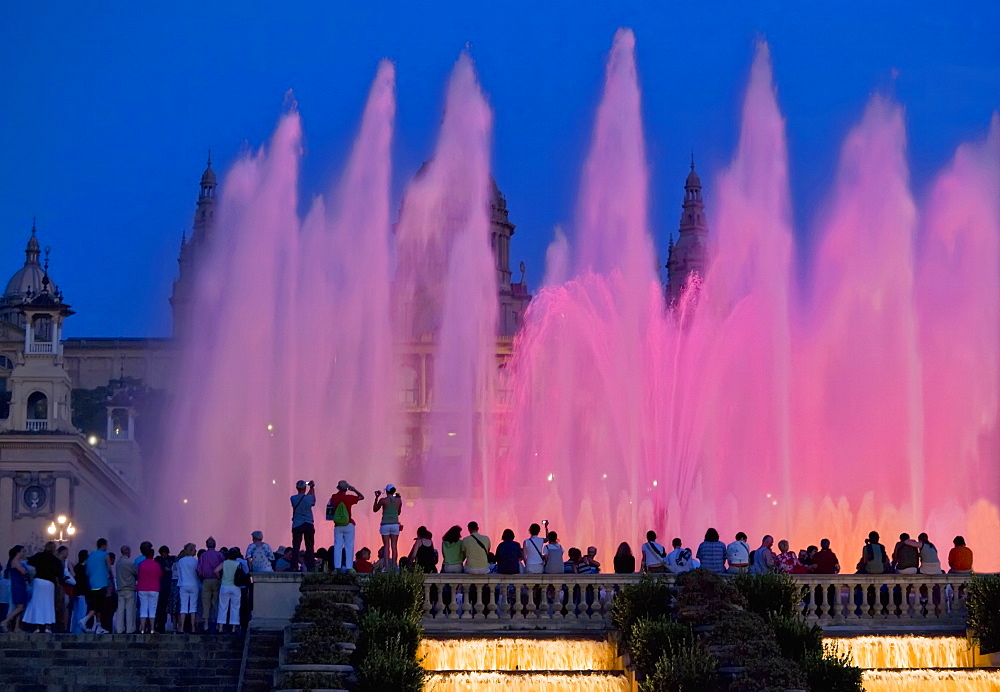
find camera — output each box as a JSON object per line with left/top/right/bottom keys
{"left": 308, "top": 480, "right": 315, "bottom": 487}
{"left": 542, "top": 519, "right": 549, "bottom": 526}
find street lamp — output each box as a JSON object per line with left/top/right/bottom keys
{"left": 46, "top": 514, "right": 76, "bottom": 542}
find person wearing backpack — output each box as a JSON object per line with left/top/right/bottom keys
{"left": 857, "top": 531, "right": 890, "bottom": 574}
{"left": 327, "top": 480, "right": 365, "bottom": 572}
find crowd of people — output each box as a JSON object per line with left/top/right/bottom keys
{"left": 303, "top": 479, "right": 980, "bottom": 581}
{"left": 0, "top": 475, "right": 980, "bottom": 634}
{"left": 0, "top": 534, "right": 274, "bottom": 634}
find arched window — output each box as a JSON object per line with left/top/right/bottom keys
{"left": 27, "top": 391, "right": 48, "bottom": 421}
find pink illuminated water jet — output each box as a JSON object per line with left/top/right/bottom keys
{"left": 159, "top": 33, "right": 999, "bottom": 569}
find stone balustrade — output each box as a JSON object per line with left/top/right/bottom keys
{"left": 419, "top": 573, "right": 977, "bottom": 634}
{"left": 250, "top": 571, "right": 980, "bottom": 635}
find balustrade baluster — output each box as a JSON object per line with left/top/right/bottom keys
{"left": 423, "top": 582, "right": 434, "bottom": 619}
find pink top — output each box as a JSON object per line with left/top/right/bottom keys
{"left": 136, "top": 557, "right": 163, "bottom": 592}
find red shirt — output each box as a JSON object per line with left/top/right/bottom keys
{"left": 812, "top": 549, "right": 840, "bottom": 574}
{"left": 137, "top": 558, "right": 163, "bottom": 592}
{"left": 353, "top": 558, "right": 373, "bottom": 574}
{"left": 329, "top": 492, "right": 360, "bottom": 525}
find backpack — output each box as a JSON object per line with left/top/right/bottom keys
{"left": 864, "top": 544, "right": 886, "bottom": 574}
{"left": 332, "top": 501, "right": 351, "bottom": 527}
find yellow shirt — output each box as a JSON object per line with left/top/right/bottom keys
{"left": 461, "top": 533, "right": 492, "bottom": 570}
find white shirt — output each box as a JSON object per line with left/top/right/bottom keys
{"left": 665, "top": 548, "right": 696, "bottom": 573}
{"left": 523, "top": 536, "right": 545, "bottom": 566}
{"left": 176, "top": 555, "right": 199, "bottom": 588}
{"left": 726, "top": 540, "right": 751, "bottom": 566}
{"left": 641, "top": 541, "right": 666, "bottom": 568}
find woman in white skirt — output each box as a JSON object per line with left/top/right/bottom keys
{"left": 24, "top": 542, "right": 61, "bottom": 633}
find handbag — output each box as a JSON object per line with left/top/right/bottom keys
{"left": 234, "top": 564, "right": 250, "bottom": 588}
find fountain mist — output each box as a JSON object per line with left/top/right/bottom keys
{"left": 158, "top": 32, "right": 999, "bottom": 568}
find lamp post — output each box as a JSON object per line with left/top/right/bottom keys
{"left": 46, "top": 514, "right": 76, "bottom": 543}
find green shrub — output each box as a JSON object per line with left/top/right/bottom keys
{"left": 629, "top": 618, "right": 695, "bottom": 675}
{"left": 729, "top": 655, "right": 805, "bottom": 692}
{"left": 301, "top": 570, "right": 358, "bottom": 586}
{"left": 732, "top": 573, "right": 800, "bottom": 620}
{"left": 355, "top": 637, "right": 426, "bottom": 692}
{"left": 802, "top": 646, "right": 864, "bottom": 692}
{"left": 612, "top": 576, "right": 674, "bottom": 646}
{"left": 675, "top": 568, "right": 747, "bottom": 624}
{"left": 293, "top": 595, "right": 360, "bottom": 625}
{"left": 640, "top": 640, "right": 718, "bottom": 692}
{"left": 291, "top": 618, "right": 356, "bottom": 664}
{"left": 357, "top": 609, "right": 422, "bottom": 661}
{"left": 967, "top": 574, "right": 1000, "bottom": 654}
{"left": 362, "top": 568, "right": 425, "bottom": 623}
{"left": 769, "top": 615, "right": 823, "bottom": 662}
{"left": 708, "top": 611, "right": 779, "bottom": 661}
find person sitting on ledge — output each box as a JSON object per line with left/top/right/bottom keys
{"left": 696, "top": 528, "right": 727, "bottom": 575}
{"left": 440, "top": 526, "right": 464, "bottom": 574}
{"left": 641, "top": 531, "right": 667, "bottom": 573}
{"left": 353, "top": 547, "right": 373, "bottom": 574}
{"left": 892, "top": 533, "right": 920, "bottom": 574}
{"left": 857, "top": 531, "right": 890, "bottom": 574}
{"left": 665, "top": 538, "right": 698, "bottom": 574}
{"left": 916, "top": 533, "right": 943, "bottom": 574}
{"left": 462, "top": 522, "right": 492, "bottom": 575}
{"left": 726, "top": 532, "right": 751, "bottom": 574}
{"left": 582, "top": 546, "right": 601, "bottom": 573}
{"left": 948, "top": 536, "right": 973, "bottom": 574}
{"left": 613, "top": 542, "right": 635, "bottom": 574}
{"left": 812, "top": 539, "right": 840, "bottom": 574}
{"left": 775, "top": 540, "right": 801, "bottom": 573}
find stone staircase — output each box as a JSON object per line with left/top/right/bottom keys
{"left": 239, "top": 628, "right": 284, "bottom": 692}
{"left": 0, "top": 632, "right": 244, "bottom": 692}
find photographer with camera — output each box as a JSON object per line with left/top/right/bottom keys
{"left": 290, "top": 480, "right": 316, "bottom": 572}
{"left": 327, "top": 481, "right": 365, "bottom": 572}
{"left": 373, "top": 484, "right": 403, "bottom": 571}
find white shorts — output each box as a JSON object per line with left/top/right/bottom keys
{"left": 380, "top": 523, "right": 400, "bottom": 536}
{"left": 525, "top": 563, "right": 544, "bottom": 574}
{"left": 180, "top": 585, "right": 198, "bottom": 614}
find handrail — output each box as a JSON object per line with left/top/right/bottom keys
{"left": 419, "top": 573, "right": 977, "bottom": 630}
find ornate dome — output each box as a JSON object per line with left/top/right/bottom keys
{"left": 2, "top": 224, "right": 58, "bottom": 307}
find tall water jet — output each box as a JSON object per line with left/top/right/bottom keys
{"left": 393, "top": 53, "right": 498, "bottom": 502}
{"left": 795, "top": 96, "right": 923, "bottom": 551}
{"left": 158, "top": 64, "right": 397, "bottom": 541}
{"left": 914, "top": 115, "right": 1000, "bottom": 550}
{"left": 676, "top": 41, "right": 795, "bottom": 535}
{"left": 289, "top": 60, "right": 397, "bottom": 496}
{"left": 158, "top": 108, "right": 304, "bottom": 538}
{"left": 500, "top": 27, "right": 662, "bottom": 547}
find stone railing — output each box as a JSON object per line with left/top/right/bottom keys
{"left": 421, "top": 574, "right": 641, "bottom": 632}
{"left": 419, "top": 573, "right": 978, "bottom": 633}
{"left": 794, "top": 573, "right": 972, "bottom": 630}
{"left": 250, "top": 572, "right": 980, "bottom": 634}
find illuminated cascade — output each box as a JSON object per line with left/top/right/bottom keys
{"left": 421, "top": 638, "right": 627, "bottom": 692}
{"left": 862, "top": 670, "right": 1000, "bottom": 692}
{"left": 827, "top": 636, "right": 976, "bottom": 669}
{"left": 419, "top": 638, "right": 618, "bottom": 671}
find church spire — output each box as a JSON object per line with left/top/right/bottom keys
{"left": 25, "top": 219, "right": 41, "bottom": 265}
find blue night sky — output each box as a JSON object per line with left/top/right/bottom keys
{"left": 2, "top": 2, "right": 998, "bottom": 337}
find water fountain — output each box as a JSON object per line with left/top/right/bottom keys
{"left": 156, "top": 29, "right": 999, "bottom": 577}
